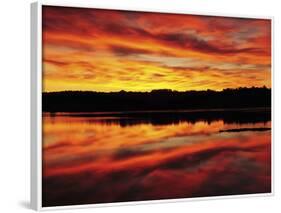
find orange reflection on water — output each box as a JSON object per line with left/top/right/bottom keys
{"left": 42, "top": 114, "right": 271, "bottom": 206}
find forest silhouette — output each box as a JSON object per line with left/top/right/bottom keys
{"left": 43, "top": 87, "right": 271, "bottom": 112}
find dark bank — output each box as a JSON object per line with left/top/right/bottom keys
{"left": 43, "top": 87, "right": 271, "bottom": 112}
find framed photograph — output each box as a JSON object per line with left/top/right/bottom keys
{"left": 31, "top": 1, "right": 273, "bottom": 210}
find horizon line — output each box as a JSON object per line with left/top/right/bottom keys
{"left": 43, "top": 86, "right": 271, "bottom": 93}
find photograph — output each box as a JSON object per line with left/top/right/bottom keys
{"left": 41, "top": 5, "right": 272, "bottom": 207}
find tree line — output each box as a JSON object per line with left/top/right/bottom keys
{"left": 42, "top": 87, "right": 271, "bottom": 112}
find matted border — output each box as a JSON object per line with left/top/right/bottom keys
{"left": 31, "top": 1, "right": 274, "bottom": 211}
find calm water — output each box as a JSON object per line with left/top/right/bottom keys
{"left": 42, "top": 111, "right": 271, "bottom": 207}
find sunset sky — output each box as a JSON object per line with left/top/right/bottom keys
{"left": 42, "top": 6, "right": 271, "bottom": 92}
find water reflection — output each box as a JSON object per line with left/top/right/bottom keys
{"left": 42, "top": 111, "right": 271, "bottom": 207}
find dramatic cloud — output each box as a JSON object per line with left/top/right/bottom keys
{"left": 42, "top": 6, "right": 271, "bottom": 92}
{"left": 109, "top": 45, "right": 154, "bottom": 56}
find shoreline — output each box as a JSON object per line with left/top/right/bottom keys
{"left": 43, "top": 107, "right": 271, "bottom": 116}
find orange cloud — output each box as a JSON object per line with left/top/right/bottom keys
{"left": 42, "top": 6, "right": 271, "bottom": 92}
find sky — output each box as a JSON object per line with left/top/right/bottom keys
{"left": 42, "top": 6, "right": 271, "bottom": 92}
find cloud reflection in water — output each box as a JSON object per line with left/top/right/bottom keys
{"left": 42, "top": 114, "right": 271, "bottom": 206}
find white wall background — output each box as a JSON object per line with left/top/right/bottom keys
{"left": 0, "top": 0, "right": 280, "bottom": 212}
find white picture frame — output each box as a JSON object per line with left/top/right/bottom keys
{"left": 31, "top": 1, "right": 274, "bottom": 211}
